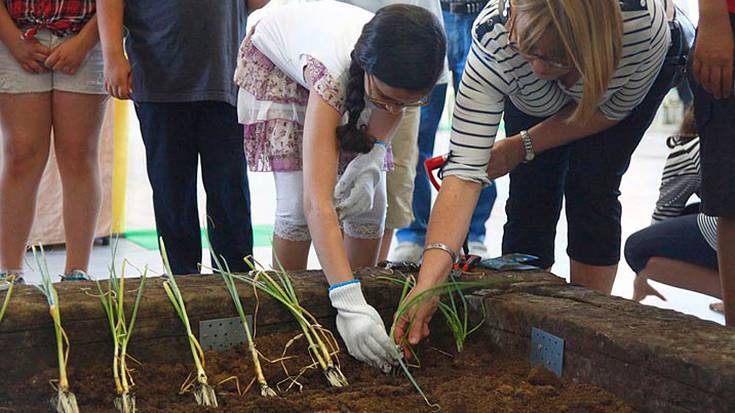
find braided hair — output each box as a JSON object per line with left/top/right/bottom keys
{"left": 336, "top": 4, "right": 447, "bottom": 153}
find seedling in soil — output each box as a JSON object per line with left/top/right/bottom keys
{"left": 387, "top": 273, "right": 522, "bottom": 410}
{"left": 32, "top": 245, "right": 80, "bottom": 413}
{"left": 229, "top": 257, "right": 348, "bottom": 389}
{"left": 381, "top": 271, "right": 485, "bottom": 353}
{"left": 159, "top": 239, "right": 218, "bottom": 407}
{"left": 96, "top": 256, "right": 147, "bottom": 413}
{"left": 0, "top": 274, "right": 19, "bottom": 327}
{"left": 213, "top": 252, "right": 277, "bottom": 397}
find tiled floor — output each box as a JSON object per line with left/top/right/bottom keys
{"left": 21, "top": 96, "right": 725, "bottom": 325}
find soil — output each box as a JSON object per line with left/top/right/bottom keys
{"left": 0, "top": 329, "right": 635, "bottom": 413}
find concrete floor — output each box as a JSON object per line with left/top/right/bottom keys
{"left": 21, "top": 94, "right": 725, "bottom": 326}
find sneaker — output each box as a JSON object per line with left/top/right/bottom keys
{"left": 390, "top": 241, "right": 423, "bottom": 263}
{"left": 60, "top": 269, "right": 92, "bottom": 281}
{"left": 468, "top": 241, "right": 488, "bottom": 259}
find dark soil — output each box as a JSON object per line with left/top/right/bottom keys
{"left": 0, "top": 330, "right": 635, "bottom": 413}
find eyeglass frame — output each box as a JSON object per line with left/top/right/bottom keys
{"left": 506, "top": 13, "right": 573, "bottom": 71}
{"left": 364, "top": 74, "right": 431, "bottom": 110}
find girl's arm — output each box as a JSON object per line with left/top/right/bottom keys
{"left": 0, "top": 2, "right": 51, "bottom": 73}
{"left": 301, "top": 90, "right": 354, "bottom": 285}
{"left": 44, "top": 15, "right": 99, "bottom": 75}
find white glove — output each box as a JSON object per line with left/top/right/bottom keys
{"left": 329, "top": 280, "right": 400, "bottom": 373}
{"left": 334, "top": 143, "right": 386, "bottom": 221}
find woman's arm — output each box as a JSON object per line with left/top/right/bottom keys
{"left": 393, "top": 175, "right": 481, "bottom": 351}
{"left": 302, "top": 90, "right": 354, "bottom": 285}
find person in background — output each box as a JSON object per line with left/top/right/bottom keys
{"left": 393, "top": 0, "right": 498, "bottom": 263}
{"left": 97, "top": 0, "right": 268, "bottom": 274}
{"left": 394, "top": 0, "right": 691, "bottom": 349}
{"left": 624, "top": 106, "right": 724, "bottom": 315}
{"left": 0, "top": 0, "right": 107, "bottom": 287}
{"left": 688, "top": 0, "right": 735, "bottom": 326}
{"left": 234, "top": 2, "right": 445, "bottom": 370}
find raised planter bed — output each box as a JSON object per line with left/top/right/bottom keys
{"left": 0, "top": 268, "right": 732, "bottom": 412}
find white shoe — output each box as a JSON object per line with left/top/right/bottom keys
{"left": 468, "top": 241, "right": 488, "bottom": 259}
{"left": 390, "top": 241, "right": 423, "bottom": 263}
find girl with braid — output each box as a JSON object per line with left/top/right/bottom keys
{"left": 234, "top": 1, "right": 446, "bottom": 372}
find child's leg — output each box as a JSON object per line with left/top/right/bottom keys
{"left": 272, "top": 171, "right": 311, "bottom": 270}
{"left": 51, "top": 91, "right": 107, "bottom": 273}
{"left": 0, "top": 93, "right": 53, "bottom": 270}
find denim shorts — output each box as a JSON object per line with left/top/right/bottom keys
{"left": 0, "top": 30, "right": 105, "bottom": 95}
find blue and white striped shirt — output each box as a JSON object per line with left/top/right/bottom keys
{"left": 444, "top": 0, "right": 671, "bottom": 185}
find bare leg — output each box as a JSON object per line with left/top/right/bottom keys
{"left": 345, "top": 236, "right": 381, "bottom": 270}
{"left": 638, "top": 256, "right": 721, "bottom": 298}
{"left": 378, "top": 228, "right": 394, "bottom": 262}
{"left": 0, "top": 93, "right": 52, "bottom": 270}
{"left": 272, "top": 234, "right": 310, "bottom": 271}
{"left": 52, "top": 91, "right": 107, "bottom": 274}
{"left": 717, "top": 217, "right": 735, "bottom": 326}
{"left": 570, "top": 259, "right": 617, "bottom": 294}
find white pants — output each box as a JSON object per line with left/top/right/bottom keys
{"left": 273, "top": 171, "right": 387, "bottom": 241}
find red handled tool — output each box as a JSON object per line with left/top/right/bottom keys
{"left": 424, "top": 155, "right": 482, "bottom": 272}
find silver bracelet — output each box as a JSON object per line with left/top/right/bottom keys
{"left": 423, "top": 243, "right": 458, "bottom": 264}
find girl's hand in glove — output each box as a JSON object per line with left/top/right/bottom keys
{"left": 329, "top": 280, "right": 401, "bottom": 373}
{"left": 333, "top": 142, "right": 386, "bottom": 220}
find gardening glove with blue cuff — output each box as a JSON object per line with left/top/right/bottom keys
{"left": 333, "top": 142, "right": 386, "bottom": 221}
{"left": 329, "top": 280, "right": 400, "bottom": 373}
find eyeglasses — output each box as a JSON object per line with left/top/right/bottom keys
{"left": 507, "top": 41, "right": 571, "bottom": 70}
{"left": 365, "top": 75, "right": 430, "bottom": 110}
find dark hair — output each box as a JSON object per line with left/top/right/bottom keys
{"left": 336, "top": 4, "right": 447, "bottom": 153}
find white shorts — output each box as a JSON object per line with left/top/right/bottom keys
{"left": 0, "top": 30, "right": 105, "bottom": 95}
{"left": 273, "top": 170, "right": 387, "bottom": 241}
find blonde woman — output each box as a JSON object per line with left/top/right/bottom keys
{"left": 393, "top": 0, "right": 693, "bottom": 349}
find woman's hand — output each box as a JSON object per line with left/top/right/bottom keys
{"left": 487, "top": 135, "right": 524, "bottom": 180}
{"left": 693, "top": 9, "right": 734, "bottom": 99}
{"left": 393, "top": 282, "right": 441, "bottom": 358}
{"left": 44, "top": 34, "right": 95, "bottom": 75}
{"left": 7, "top": 35, "right": 51, "bottom": 73}
{"left": 103, "top": 53, "right": 133, "bottom": 99}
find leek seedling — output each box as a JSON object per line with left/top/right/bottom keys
{"left": 159, "top": 239, "right": 218, "bottom": 407}
{"left": 33, "top": 246, "right": 79, "bottom": 413}
{"left": 214, "top": 253, "right": 276, "bottom": 397}
{"left": 230, "top": 258, "right": 348, "bottom": 388}
{"left": 0, "top": 274, "right": 18, "bottom": 327}
{"left": 96, "top": 260, "right": 147, "bottom": 413}
{"left": 388, "top": 275, "right": 522, "bottom": 410}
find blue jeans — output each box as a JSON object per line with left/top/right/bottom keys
{"left": 396, "top": 10, "right": 497, "bottom": 246}
{"left": 136, "top": 101, "right": 254, "bottom": 274}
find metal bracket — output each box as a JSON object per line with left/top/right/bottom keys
{"left": 199, "top": 316, "right": 252, "bottom": 352}
{"left": 530, "top": 327, "right": 564, "bottom": 376}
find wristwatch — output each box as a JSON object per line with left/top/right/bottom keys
{"left": 520, "top": 130, "right": 535, "bottom": 163}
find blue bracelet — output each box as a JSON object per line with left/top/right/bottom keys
{"left": 374, "top": 140, "right": 387, "bottom": 148}
{"left": 328, "top": 279, "right": 360, "bottom": 291}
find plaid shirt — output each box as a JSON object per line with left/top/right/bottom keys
{"left": 5, "top": 0, "right": 96, "bottom": 39}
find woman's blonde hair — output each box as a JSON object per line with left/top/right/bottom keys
{"left": 509, "top": 0, "right": 623, "bottom": 123}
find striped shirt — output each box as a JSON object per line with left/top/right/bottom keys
{"left": 652, "top": 135, "right": 718, "bottom": 251}
{"left": 443, "top": 0, "right": 671, "bottom": 185}
{"left": 5, "top": 0, "right": 96, "bottom": 39}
